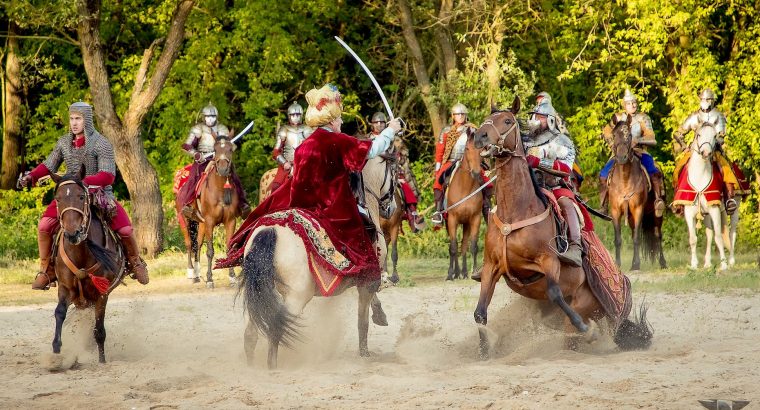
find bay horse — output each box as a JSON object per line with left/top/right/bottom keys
{"left": 472, "top": 97, "right": 651, "bottom": 358}
{"left": 443, "top": 134, "right": 485, "bottom": 280}
{"left": 49, "top": 166, "right": 125, "bottom": 363}
{"left": 240, "top": 153, "right": 395, "bottom": 369}
{"left": 607, "top": 116, "right": 666, "bottom": 270}
{"left": 379, "top": 190, "right": 404, "bottom": 283}
{"left": 678, "top": 123, "right": 734, "bottom": 270}
{"left": 177, "top": 136, "right": 241, "bottom": 288}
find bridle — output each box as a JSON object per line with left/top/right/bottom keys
{"left": 612, "top": 124, "right": 633, "bottom": 164}
{"left": 479, "top": 110, "right": 523, "bottom": 167}
{"left": 57, "top": 180, "right": 92, "bottom": 245}
{"left": 213, "top": 138, "right": 234, "bottom": 178}
{"left": 692, "top": 124, "right": 716, "bottom": 156}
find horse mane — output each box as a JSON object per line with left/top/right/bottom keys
{"left": 57, "top": 172, "right": 86, "bottom": 189}
{"left": 528, "top": 166, "right": 549, "bottom": 207}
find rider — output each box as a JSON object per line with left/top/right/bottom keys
{"left": 271, "top": 102, "right": 313, "bottom": 192}
{"left": 19, "top": 102, "right": 149, "bottom": 290}
{"left": 367, "top": 112, "right": 424, "bottom": 231}
{"left": 217, "top": 84, "right": 402, "bottom": 322}
{"left": 523, "top": 97, "right": 585, "bottom": 267}
{"left": 432, "top": 103, "right": 492, "bottom": 226}
{"left": 179, "top": 103, "right": 251, "bottom": 221}
{"left": 535, "top": 92, "right": 584, "bottom": 189}
{"left": 672, "top": 88, "right": 749, "bottom": 215}
{"left": 599, "top": 89, "right": 666, "bottom": 216}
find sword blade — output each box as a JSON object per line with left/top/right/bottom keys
{"left": 334, "top": 36, "right": 394, "bottom": 119}
{"left": 231, "top": 120, "right": 255, "bottom": 144}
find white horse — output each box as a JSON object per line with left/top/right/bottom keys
{"left": 240, "top": 154, "right": 395, "bottom": 369}
{"left": 681, "top": 123, "right": 736, "bottom": 270}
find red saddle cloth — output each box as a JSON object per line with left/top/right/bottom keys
{"left": 581, "top": 230, "right": 632, "bottom": 326}
{"left": 173, "top": 164, "right": 192, "bottom": 195}
{"left": 673, "top": 162, "right": 724, "bottom": 206}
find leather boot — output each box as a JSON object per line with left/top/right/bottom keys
{"left": 121, "top": 233, "right": 149, "bottom": 285}
{"left": 431, "top": 189, "right": 445, "bottom": 226}
{"left": 557, "top": 197, "right": 583, "bottom": 267}
{"left": 598, "top": 177, "right": 608, "bottom": 213}
{"left": 651, "top": 172, "right": 666, "bottom": 217}
{"left": 32, "top": 231, "right": 56, "bottom": 290}
{"left": 725, "top": 183, "right": 738, "bottom": 214}
{"left": 482, "top": 186, "right": 493, "bottom": 224}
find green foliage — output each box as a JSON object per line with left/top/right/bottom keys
{"left": 0, "top": 186, "right": 53, "bottom": 259}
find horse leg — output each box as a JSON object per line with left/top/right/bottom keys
{"left": 656, "top": 218, "right": 667, "bottom": 268}
{"left": 728, "top": 202, "right": 739, "bottom": 266}
{"left": 244, "top": 318, "right": 259, "bottom": 366}
{"left": 546, "top": 277, "right": 588, "bottom": 333}
{"left": 707, "top": 207, "right": 727, "bottom": 270}
{"left": 389, "top": 231, "right": 399, "bottom": 284}
{"left": 181, "top": 218, "right": 196, "bottom": 281}
{"left": 613, "top": 214, "right": 623, "bottom": 267}
{"left": 94, "top": 295, "right": 108, "bottom": 363}
{"left": 52, "top": 292, "right": 69, "bottom": 354}
{"left": 225, "top": 218, "right": 238, "bottom": 286}
{"left": 631, "top": 209, "right": 643, "bottom": 271}
{"left": 469, "top": 218, "right": 482, "bottom": 278}
{"left": 474, "top": 262, "right": 499, "bottom": 360}
{"left": 704, "top": 216, "right": 714, "bottom": 268}
{"left": 459, "top": 223, "right": 470, "bottom": 280}
{"left": 564, "top": 285, "right": 597, "bottom": 350}
{"left": 358, "top": 286, "right": 373, "bottom": 357}
{"left": 195, "top": 222, "right": 205, "bottom": 281}
{"left": 446, "top": 223, "right": 458, "bottom": 281}
{"left": 684, "top": 206, "right": 699, "bottom": 269}
{"left": 204, "top": 222, "right": 215, "bottom": 288}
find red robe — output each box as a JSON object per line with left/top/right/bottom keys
{"left": 216, "top": 128, "right": 379, "bottom": 278}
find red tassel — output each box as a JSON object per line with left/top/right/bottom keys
{"left": 89, "top": 274, "right": 111, "bottom": 295}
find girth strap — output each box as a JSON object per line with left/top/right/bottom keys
{"left": 491, "top": 205, "right": 551, "bottom": 236}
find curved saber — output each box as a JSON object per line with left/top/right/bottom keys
{"left": 335, "top": 36, "right": 394, "bottom": 119}
{"left": 203, "top": 120, "right": 255, "bottom": 159}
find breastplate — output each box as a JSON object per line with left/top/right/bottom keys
{"left": 450, "top": 130, "right": 469, "bottom": 161}
{"left": 282, "top": 126, "right": 308, "bottom": 162}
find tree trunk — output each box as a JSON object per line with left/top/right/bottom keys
{"left": 435, "top": 0, "right": 457, "bottom": 76}
{"left": 76, "top": 0, "right": 195, "bottom": 256}
{"left": 397, "top": 0, "right": 446, "bottom": 139}
{"left": 1, "top": 22, "right": 23, "bottom": 189}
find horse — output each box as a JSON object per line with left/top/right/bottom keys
{"left": 607, "top": 116, "right": 666, "bottom": 270}
{"left": 258, "top": 167, "right": 278, "bottom": 204}
{"left": 677, "top": 123, "right": 734, "bottom": 270}
{"left": 443, "top": 134, "right": 485, "bottom": 281}
{"left": 48, "top": 166, "right": 125, "bottom": 363}
{"left": 471, "top": 97, "right": 652, "bottom": 358}
{"left": 176, "top": 136, "right": 241, "bottom": 288}
{"left": 239, "top": 152, "right": 396, "bottom": 369}
{"left": 379, "top": 191, "right": 404, "bottom": 283}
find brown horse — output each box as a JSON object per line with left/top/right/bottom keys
{"left": 443, "top": 135, "right": 485, "bottom": 281}
{"left": 379, "top": 190, "right": 404, "bottom": 283}
{"left": 607, "top": 117, "right": 666, "bottom": 270}
{"left": 177, "top": 136, "right": 241, "bottom": 288}
{"left": 49, "top": 167, "right": 125, "bottom": 363}
{"left": 472, "top": 98, "right": 651, "bottom": 358}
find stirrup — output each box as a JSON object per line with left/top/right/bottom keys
{"left": 32, "top": 272, "right": 52, "bottom": 290}
{"left": 726, "top": 198, "right": 738, "bottom": 215}
{"left": 654, "top": 198, "right": 666, "bottom": 217}
{"left": 431, "top": 211, "right": 444, "bottom": 225}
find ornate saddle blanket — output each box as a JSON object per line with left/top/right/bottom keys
{"left": 173, "top": 164, "right": 192, "bottom": 195}
{"left": 581, "top": 230, "right": 632, "bottom": 327}
{"left": 253, "top": 209, "right": 367, "bottom": 297}
{"left": 672, "top": 161, "right": 724, "bottom": 207}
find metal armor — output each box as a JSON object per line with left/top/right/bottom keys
{"left": 274, "top": 124, "right": 312, "bottom": 164}
{"left": 612, "top": 112, "right": 656, "bottom": 146}
{"left": 450, "top": 127, "right": 469, "bottom": 161}
{"left": 184, "top": 123, "right": 230, "bottom": 157}
{"left": 680, "top": 108, "right": 727, "bottom": 136}
{"left": 525, "top": 131, "right": 576, "bottom": 169}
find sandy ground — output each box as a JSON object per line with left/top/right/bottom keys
{"left": 1, "top": 279, "right": 758, "bottom": 409}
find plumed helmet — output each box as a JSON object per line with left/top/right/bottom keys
{"left": 536, "top": 91, "right": 552, "bottom": 104}
{"left": 451, "top": 103, "right": 468, "bottom": 115}
{"left": 622, "top": 89, "right": 637, "bottom": 104}
{"left": 68, "top": 101, "right": 96, "bottom": 137}
{"left": 287, "top": 102, "right": 304, "bottom": 116}
{"left": 201, "top": 103, "right": 218, "bottom": 117}
{"left": 371, "top": 112, "right": 387, "bottom": 123}
{"left": 699, "top": 88, "right": 716, "bottom": 100}
{"left": 304, "top": 84, "right": 343, "bottom": 128}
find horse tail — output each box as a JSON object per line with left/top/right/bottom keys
{"left": 238, "top": 227, "right": 300, "bottom": 348}
{"left": 613, "top": 299, "right": 653, "bottom": 351}
{"left": 641, "top": 212, "right": 658, "bottom": 263}
{"left": 188, "top": 220, "right": 199, "bottom": 254}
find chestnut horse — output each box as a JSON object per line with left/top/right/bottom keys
{"left": 472, "top": 97, "right": 651, "bottom": 358}
{"left": 177, "top": 136, "right": 241, "bottom": 288}
{"left": 379, "top": 191, "right": 404, "bottom": 283}
{"left": 607, "top": 116, "right": 666, "bottom": 270}
{"left": 443, "top": 135, "right": 485, "bottom": 280}
{"left": 49, "top": 167, "right": 125, "bottom": 363}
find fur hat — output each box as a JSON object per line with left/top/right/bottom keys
{"left": 305, "top": 84, "right": 343, "bottom": 128}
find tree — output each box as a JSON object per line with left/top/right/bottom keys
{"left": 75, "top": 0, "right": 195, "bottom": 256}
{"left": 1, "top": 21, "right": 22, "bottom": 189}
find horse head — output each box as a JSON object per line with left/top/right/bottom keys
{"left": 473, "top": 95, "right": 522, "bottom": 159}
{"left": 612, "top": 114, "right": 633, "bottom": 164}
{"left": 693, "top": 123, "right": 717, "bottom": 159}
{"left": 213, "top": 135, "right": 236, "bottom": 177}
{"left": 50, "top": 165, "right": 90, "bottom": 245}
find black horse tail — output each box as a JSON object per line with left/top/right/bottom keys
{"left": 641, "top": 212, "right": 658, "bottom": 264}
{"left": 86, "top": 239, "right": 118, "bottom": 275}
{"left": 613, "top": 299, "right": 653, "bottom": 351}
{"left": 188, "top": 220, "right": 199, "bottom": 254}
{"left": 238, "top": 228, "right": 300, "bottom": 348}
{"left": 223, "top": 186, "right": 232, "bottom": 206}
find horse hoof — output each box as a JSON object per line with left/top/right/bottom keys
{"left": 206, "top": 281, "right": 215, "bottom": 289}
{"left": 190, "top": 277, "right": 200, "bottom": 284}
{"left": 359, "top": 348, "right": 371, "bottom": 358}
{"left": 445, "top": 275, "right": 454, "bottom": 281}
{"left": 389, "top": 274, "right": 400, "bottom": 284}
{"left": 575, "top": 321, "right": 589, "bottom": 333}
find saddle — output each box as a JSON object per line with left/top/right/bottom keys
{"left": 350, "top": 172, "right": 378, "bottom": 240}
{"left": 437, "top": 160, "right": 459, "bottom": 186}
{"left": 606, "top": 155, "right": 652, "bottom": 192}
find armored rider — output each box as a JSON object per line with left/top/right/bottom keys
{"left": 178, "top": 103, "right": 251, "bottom": 221}
{"left": 599, "top": 89, "right": 666, "bottom": 216}
{"left": 271, "top": 102, "right": 313, "bottom": 192}
{"left": 20, "top": 102, "right": 149, "bottom": 290}
{"left": 672, "top": 88, "right": 749, "bottom": 215}
{"left": 432, "top": 103, "right": 492, "bottom": 226}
